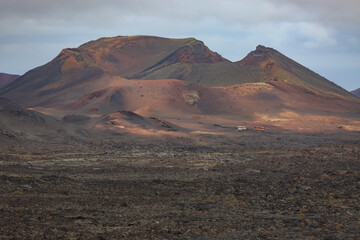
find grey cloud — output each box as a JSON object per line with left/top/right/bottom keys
{"left": 273, "top": 0, "right": 360, "bottom": 25}
{"left": 0, "top": 0, "right": 359, "bottom": 90}
{"left": 1, "top": 0, "right": 358, "bottom": 38}
{"left": 2, "top": 0, "right": 359, "bottom": 25}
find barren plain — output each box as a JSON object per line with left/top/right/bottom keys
{"left": 1, "top": 131, "right": 359, "bottom": 239}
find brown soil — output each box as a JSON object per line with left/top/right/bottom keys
{"left": 0, "top": 131, "right": 359, "bottom": 239}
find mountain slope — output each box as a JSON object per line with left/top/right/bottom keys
{"left": 0, "top": 97, "right": 86, "bottom": 141}
{"left": 351, "top": 88, "right": 360, "bottom": 97}
{"left": 0, "top": 35, "right": 359, "bottom": 133}
{"left": 0, "top": 73, "right": 19, "bottom": 89}
{"left": 237, "top": 45, "right": 357, "bottom": 101}
{"left": 0, "top": 36, "right": 230, "bottom": 106}
{"left": 1, "top": 36, "right": 357, "bottom": 108}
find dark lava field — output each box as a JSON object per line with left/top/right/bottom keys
{"left": 0, "top": 131, "right": 359, "bottom": 239}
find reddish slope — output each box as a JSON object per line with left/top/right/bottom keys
{"left": 0, "top": 36, "right": 235, "bottom": 107}
{"left": 237, "top": 45, "right": 357, "bottom": 101}
{"left": 0, "top": 36, "right": 359, "bottom": 133}
{"left": 26, "top": 75, "right": 359, "bottom": 133}
{"left": 1, "top": 36, "right": 357, "bottom": 107}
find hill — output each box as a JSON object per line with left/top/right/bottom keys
{"left": 0, "top": 97, "right": 87, "bottom": 143}
{"left": 2, "top": 36, "right": 357, "bottom": 106}
{"left": 351, "top": 88, "right": 360, "bottom": 97}
{"left": 0, "top": 73, "right": 19, "bottom": 89}
{"left": 0, "top": 36, "right": 250, "bottom": 108}
{"left": 237, "top": 45, "right": 357, "bottom": 100}
{"left": 0, "top": 35, "right": 359, "bottom": 133}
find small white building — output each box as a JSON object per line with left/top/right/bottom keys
{"left": 237, "top": 126, "right": 247, "bottom": 131}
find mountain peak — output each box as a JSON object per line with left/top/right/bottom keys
{"left": 1, "top": 35, "right": 357, "bottom": 108}
{"left": 237, "top": 45, "right": 275, "bottom": 67}
{"left": 255, "top": 45, "right": 278, "bottom": 55}
{"left": 235, "top": 45, "right": 357, "bottom": 101}
{"left": 61, "top": 35, "right": 228, "bottom": 77}
{"left": 256, "top": 44, "right": 268, "bottom": 50}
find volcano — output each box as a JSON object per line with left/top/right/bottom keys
{"left": 1, "top": 35, "right": 359, "bottom": 133}
{"left": 237, "top": 45, "right": 356, "bottom": 100}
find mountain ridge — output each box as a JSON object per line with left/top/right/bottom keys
{"left": 2, "top": 35, "right": 356, "bottom": 101}
{"left": 0, "top": 35, "right": 359, "bottom": 133}
{"left": 237, "top": 45, "right": 356, "bottom": 100}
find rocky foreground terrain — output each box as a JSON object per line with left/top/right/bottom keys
{"left": 0, "top": 131, "right": 359, "bottom": 239}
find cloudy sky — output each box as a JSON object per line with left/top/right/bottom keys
{"left": 0, "top": 0, "right": 359, "bottom": 90}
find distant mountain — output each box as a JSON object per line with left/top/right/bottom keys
{"left": 351, "top": 88, "right": 360, "bottom": 97}
{"left": 0, "top": 36, "right": 247, "bottom": 105}
{"left": 0, "top": 73, "right": 19, "bottom": 89}
{"left": 237, "top": 45, "right": 356, "bottom": 100}
{"left": 0, "top": 35, "right": 359, "bottom": 133}
{"left": 2, "top": 35, "right": 357, "bottom": 107}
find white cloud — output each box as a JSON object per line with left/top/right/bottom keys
{"left": 296, "top": 22, "right": 336, "bottom": 48}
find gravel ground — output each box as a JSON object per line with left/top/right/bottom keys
{"left": 0, "top": 131, "right": 359, "bottom": 239}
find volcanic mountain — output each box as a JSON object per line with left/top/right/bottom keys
{"left": 1, "top": 35, "right": 359, "bottom": 132}
{"left": 0, "top": 73, "right": 19, "bottom": 89}
{"left": 351, "top": 88, "right": 360, "bottom": 97}
{"left": 237, "top": 45, "right": 357, "bottom": 100}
